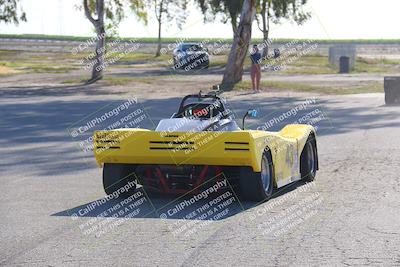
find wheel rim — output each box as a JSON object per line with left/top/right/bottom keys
{"left": 261, "top": 157, "right": 271, "bottom": 192}
{"left": 307, "top": 142, "right": 315, "bottom": 175}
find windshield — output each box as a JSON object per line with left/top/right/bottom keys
{"left": 181, "top": 44, "right": 204, "bottom": 52}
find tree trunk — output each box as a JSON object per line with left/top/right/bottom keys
{"left": 230, "top": 14, "right": 238, "bottom": 39}
{"left": 221, "top": 0, "right": 256, "bottom": 90}
{"left": 155, "top": 0, "right": 163, "bottom": 57}
{"left": 262, "top": 30, "right": 269, "bottom": 59}
{"left": 83, "top": 0, "right": 105, "bottom": 83}
{"left": 261, "top": 0, "right": 270, "bottom": 59}
{"left": 92, "top": 24, "right": 105, "bottom": 81}
{"left": 156, "top": 19, "right": 162, "bottom": 57}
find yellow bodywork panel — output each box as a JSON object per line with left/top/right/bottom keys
{"left": 93, "top": 124, "right": 315, "bottom": 188}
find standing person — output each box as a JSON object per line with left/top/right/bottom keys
{"left": 250, "top": 44, "right": 262, "bottom": 93}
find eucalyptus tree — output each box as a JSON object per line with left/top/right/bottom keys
{"left": 196, "top": 0, "right": 243, "bottom": 38}
{"left": 256, "top": 0, "right": 310, "bottom": 56}
{"left": 82, "top": 0, "right": 146, "bottom": 82}
{"left": 150, "top": 0, "right": 188, "bottom": 57}
{"left": 0, "top": 0, "right": 26, "bottom": 24}
{"left": 221, "top": 0, "right": 256, "bottom": 89}
{"left": 222, "top": 0, "right": 311, "bottom": 89}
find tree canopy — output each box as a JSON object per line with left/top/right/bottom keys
{"left": 148, "top": 0, "right": 189, "bottom": 56}
{"left": 79, "top": 0, "right": 147, "bottom": 36}
{"left": 0, "top": 0, "right": 26, "bottom": 25}
{"left": 257, "top": 0, "right": 310, "bottom": 26}
{"left": 196, "top": 0, "right": 243, "bottom": 36}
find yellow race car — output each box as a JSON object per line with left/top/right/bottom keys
{"left": 93, "top": 92, "right": 318, "bottom": 202}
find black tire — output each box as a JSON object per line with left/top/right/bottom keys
{"left": 103, "top": 163, "right": 136, "bottom": 197}
{"left": 300, "top": 136, "right": 317, "bottom": 182}
{"left": 240, "top": 150, "right": 274, "bottom": 202}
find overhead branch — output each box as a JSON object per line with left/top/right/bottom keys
{"left": 83, "top": 0, "right": 97, "bottom": 26}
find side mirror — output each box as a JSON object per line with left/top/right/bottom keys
{"left": 247, "top": 109, "right": 258, "bottom": 118}
{"left": 242, "top": 109, "right": 258, "bottom": 130}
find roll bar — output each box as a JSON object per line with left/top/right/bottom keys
{"left": 177, "top": 87, "right": 224, "bottom": 115}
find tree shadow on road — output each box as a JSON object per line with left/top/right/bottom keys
{"left": 0, "top": 83, "right": 128, "bottom": 98}
{"left": 1, "top": 94, "right": 399, "bottom": 177}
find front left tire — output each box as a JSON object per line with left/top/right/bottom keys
{"left": 103, "top": 163, "right": 136, "bottom": 197}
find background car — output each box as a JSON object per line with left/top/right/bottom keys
{"left": 172, "top": 43, "right": 210, "bottom": 70}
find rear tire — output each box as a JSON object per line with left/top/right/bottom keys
{"left": 301, "top": 136, "right": 317, "bottom": 182}
{"left": 240, "top": 150, "right": 274, "bottom": 202}
{"left": 103, "top": 163, "right": 136, "bottom": 197}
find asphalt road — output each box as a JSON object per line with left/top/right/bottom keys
{"left": 1, "top": 89, "right": 400, "bottom": 266}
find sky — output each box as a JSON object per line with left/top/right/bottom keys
{"left": 1, "top": 0, "right": 400, "bottom": 40}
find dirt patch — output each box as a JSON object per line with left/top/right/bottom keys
{"left": 0, "top": 65, "right": 21, "bottom": 76}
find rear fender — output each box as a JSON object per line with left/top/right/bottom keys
{"left": 279, "top": 124, "right": 317, "bottom": 156}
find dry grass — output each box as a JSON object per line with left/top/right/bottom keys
{"left": 234, "top": 80, "right": 383, "bottom": 95}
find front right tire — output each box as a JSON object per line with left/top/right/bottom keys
{"left": 300, "top": 136, "right": 317, "bottom": 182}
{"left": 239, "top": 150, "right": 274, "bottom": 202}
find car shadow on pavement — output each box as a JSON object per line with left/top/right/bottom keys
{"left": 52, "top": 180, "right": 309, "bottom": 221}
